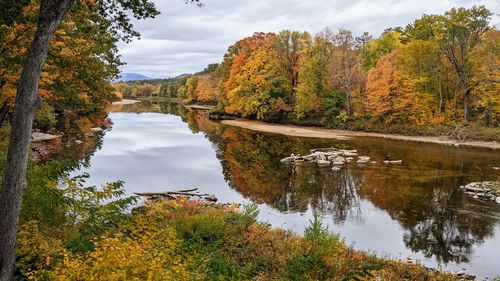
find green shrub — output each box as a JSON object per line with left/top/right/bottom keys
{"left": 34, "top": 102, "right": 57, "bottom": 130}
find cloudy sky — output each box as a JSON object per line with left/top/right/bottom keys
{"left": 118, "top": 0, "right": 500, "bottom": 78}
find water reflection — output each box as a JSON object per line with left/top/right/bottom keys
{"left": 177, "top": 103, "right": 500, "bottom": 267}
{"left": 75, "top": 101, "right": 500, "bottom": 278}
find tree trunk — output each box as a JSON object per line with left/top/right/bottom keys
{"left": 345, "top": 89, "right": 352, "bottom": 117}
{"left": 0, "top": 1, "right": 73, "bottom": 280}
{"left": 0, "top": 102, "right": 9, "bottom": 127}
{"left": 438, "top": 76, "right": 443, "bottom": 113}
{"left": 459, "top": 78, "right": 470, "bottom": 122}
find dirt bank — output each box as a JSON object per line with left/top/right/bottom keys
{"left": 222, "top": 119, "right": 500, "bottom": 150}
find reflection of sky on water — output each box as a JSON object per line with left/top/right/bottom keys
{"left": 72, "top": 110, "right": 500, "bottom": 279}
{"left": 71, "top": 112, "right": 245, "bottom": 203}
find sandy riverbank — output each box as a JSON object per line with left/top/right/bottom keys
{"left": 111, "top": 99, "right": 141, "bottom": 105}
{"left": 222, "top": 119, "right": 500, "bottom": 150}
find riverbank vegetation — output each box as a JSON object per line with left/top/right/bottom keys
{"left": 10, "top": 180, "right": 459, "bottom": 281}
{"left": 174, "top": 6, "right": 499, "bottom": 141}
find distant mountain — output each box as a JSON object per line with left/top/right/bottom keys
{"left": 173, "top": 73, "right": 191, "bottom": 79}
{"left": 116, "top": 73, "right": 150, "bottom": 82}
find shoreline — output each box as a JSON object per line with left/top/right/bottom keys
{"left": 111, "top": 99, "right": 141, "bottom": 105}
{"left": 222, "top": 119, "right": 500, "bottom": 150}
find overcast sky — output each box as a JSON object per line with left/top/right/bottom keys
{"left": 117, "top": 0, "right": 500, "bottom": 78}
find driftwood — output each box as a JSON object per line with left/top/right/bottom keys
{"left": 134, "top": 188, "right": 218, "bottom": 202}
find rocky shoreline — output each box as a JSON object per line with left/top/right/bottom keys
{"left": 460, "top": 181, "right": 500, "bottom": 204}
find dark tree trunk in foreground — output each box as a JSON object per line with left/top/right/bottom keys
{"left": 0, "top": 1, "right": 73, "bottom": 280}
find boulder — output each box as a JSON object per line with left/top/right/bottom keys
{"left": 317, "top": 160, "right": 331, "bottom": 166}
{"left": 357, "top": 156, "right": 370, "bottom": 164}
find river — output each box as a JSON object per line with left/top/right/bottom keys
{"left": 69, "top": 101, "right": 500, "bottom": 279}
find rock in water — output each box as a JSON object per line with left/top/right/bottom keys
{"left": 317, "top": 160, "right": 330, "bottom": 166}
{"left": 357, "top": 156, "right": 370, "bottom": 164}
{"left": 496, "top": 197, "right": 500, "bottom": 204}
{"left": 383, "top": 160, "right": 402, "bottom": 164}
{"left": 331, "top": 156, "right": 346, "bottom": 166}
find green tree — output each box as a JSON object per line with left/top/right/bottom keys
{"left": 272, "top": 30, "right": 310, "bottom": 100}
{"left": 360, "top": 30, "right": 401, "bottom": 71}
{"left": 184, "top": 75, "right": 199, "bottom": 102}
{"left": 433, "top": 6, "right": 493, "bottom": 122}
{"left": 295, "top": 35, "right": 331, "bottom": 119}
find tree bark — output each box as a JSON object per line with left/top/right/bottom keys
{"left": 0, "top": 102, "right": 9, "bottom": 127}
{"left": 459, "top": 78, "right": 470, "bottom": 122}
{"left": 0, "top": 1, "right": 73, "bottom": 280}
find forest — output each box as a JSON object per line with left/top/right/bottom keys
{"left": 163, "top": 6, "right": 499, "bottom": 140}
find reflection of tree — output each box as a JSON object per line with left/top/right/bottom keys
{"left": 179, "top": 102, "right": 500, "bottom": 266}
{"left": 59, "top": 112, "right": 109, "bottom": 166}
{"left": 400, "top": 182, "right": 495, "bottom": 264}
{"left": 199, "top": 124, "right": 363, "bottom": 223}
{"left": 358, "top": 144, "right": 498, "bottom": 264}
{"left": 287, "top": 163, "right": 362, "bottom": 222}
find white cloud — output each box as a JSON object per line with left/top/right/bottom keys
{"left": 118, "top": 0, "right": 500, "bottom": 78}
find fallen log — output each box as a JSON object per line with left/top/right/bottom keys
{"left": 134, "top": 190, "right": 218, "bottom": 202}
{"left": 135, "top": 191, "right": 210, "bottom": 197}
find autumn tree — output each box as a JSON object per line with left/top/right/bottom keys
{"left": 470, "top": 29, "right": 500, "bottom": 125}
{"left": 408, "top": 6, "right": 493, "bottom": 122}
{"left": 0, "top": 0, "right": 215, "bottom": 279}
{"left": 398, "top": 40, "right": 446, "bottom": 117}
{"left": 325, "top": 28, "right": 364, "bottom": 116}
{"left": 184, "top": 75, "right": 199, "bottom": 102}
{"left": 271, "top": 30, "right": 310, "bottom": 100}
{"left": 360, "top": 30, "right": 401, "bottom": 72}
{"left": 295, "top": 35, "right": 331, "bottom": 119}
{"left": 195, "top": 73, "right": 219, "bottom": 103}
{"left": 223, "top": 32, "right": 292, "bottom": 120}
{"left": 366, "top": 51, "right": 435, "bottom": 125}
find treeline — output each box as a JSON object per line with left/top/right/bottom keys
{"left": 112, "top": 64, "right": 221, "bottom": 100}
{"left": 179, "top": 6, "right": 499, "bottom": 127}
{"left": 0, "top": 1, "right": 123, "bottom": 127}
{"left": 113, "top": 74, "right": 189, "bottom": 99}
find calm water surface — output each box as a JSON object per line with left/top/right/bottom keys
{"left": 71, "top": 102, "right": 500, "bottom": 279}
